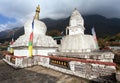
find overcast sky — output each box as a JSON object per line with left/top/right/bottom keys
{"left": 0, "top": 0, "right": 120, "bottom": 32}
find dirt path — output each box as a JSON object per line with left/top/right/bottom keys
{"left": 0, "top": 55, "right": 89, "bottom": 83}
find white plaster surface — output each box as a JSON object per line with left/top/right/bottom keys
{"left": 14, "top": 48, "right": 57, "bottom": 57}
{"left": 24, "top": 19, "right": 47, "bottom": 36}
{"left": 69, "top": 9, "right": 84, "bottom": 27}
{"left": 59, "top": 34, "right": 97, "bottom": 52}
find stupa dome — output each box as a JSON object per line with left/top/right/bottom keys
{"left": 11, "top": 35, "right": 57, "bottom": 47}
{"left": 59, "top": 34, "right": 97, "bottom": 52}
{"left": 11, "top": 5, "right": 57, "bottom": 48}
{"left": 24, "top": 19, "right": 47, "bottom": 36}
{"left": 69, "top": 9, "right": 84, "bottom": 27}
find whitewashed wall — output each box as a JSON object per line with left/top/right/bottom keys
{"left": 14, "top": 48, "right": 57, "bottom": 57}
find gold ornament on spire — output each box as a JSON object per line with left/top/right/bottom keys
{"left": 34, "top": 5, "right": 40, "bottom": 20}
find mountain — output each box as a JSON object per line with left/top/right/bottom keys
{"left": 0, "top": 27, "right": 24, "bottom": 43}
{"left": 41, "top": 18, "right": 69, "bottom": 31}
{"left": 0, "top": 14, "right": 120, "bottom": 43}
{"left": 83, "top": 15, "right": 120, "bottom": 36}
{"left": 42, "top": 15, "right": 120, "bottom": 37}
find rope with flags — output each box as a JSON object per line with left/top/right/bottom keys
{"left": 91, "top": 27, "right": 99, "bottom": 49}
{"left": 28, "top": 20, "right": 34, "bottom": 57}
{"left": 10, "top": 33, "right": 14, "bottom": 45}
{"left": 10, "top": 33, "right": 14, "bottom": 53}
{"left": 28, "top": 4, "right": 40, "bottom": 57}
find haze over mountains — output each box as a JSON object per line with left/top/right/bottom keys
{"left": 0, "top": 14, "right": 120, "bottom": 42}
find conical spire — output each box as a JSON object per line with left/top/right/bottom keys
{"left": 34, "top": 5, "right": 40, "bottom": 20}
{"left": 69, "top": 8, "right": 84, "bottom": 27}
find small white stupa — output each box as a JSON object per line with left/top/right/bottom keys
{"left": 11, "top": 5, "right": 58, "bottom": 57}
{"left": 59, "top": 9, "right": 98, "bottom": 52}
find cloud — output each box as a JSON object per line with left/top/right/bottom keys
{"left": 0, "top": 0, "right": 120, "bottom": 32}
{"left": 82, "top": 0, "right": 120, "bottom": 18}
{"left": 0, "top": 20, "right": 24, "bottom": 32}
{"left": 0, "top": 0, "right": 120, "bottom": 19}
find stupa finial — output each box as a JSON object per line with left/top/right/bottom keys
{"left": 34, "top": 5, "right": 40, "bottom": 20}
{"left": 74, "top": 8, "right": 77, "bottom": 10}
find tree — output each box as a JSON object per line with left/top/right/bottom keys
{"left": 98, "top": 38, "right": 106, "bottom": 48}
{"left": 47, "top": 30, "right": 61, "bottom": 37}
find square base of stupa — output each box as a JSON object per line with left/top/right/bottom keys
{"left": 3, "top": 51, "right": 116, "bottom": 82}
{"left": 46, "top": 51, "right": 116, "bottom": 81}
{"left": 3, "top": 47, "right": 57, "bottom": 68}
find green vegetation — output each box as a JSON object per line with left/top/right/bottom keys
{"left": 0, "top": 41, "right": 9, "bottom": 55}
{"left": 47, "top": 29, "right": 61, "bottom": 37}
{"left": 98, "top": 33, "right": 120, "bottom": 48}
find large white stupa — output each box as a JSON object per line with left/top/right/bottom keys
{"left": 11, "top": 5, "right": 58, "bottom": 57}
{"left": 59, "top": 9, "right": 98, "bottom": 52}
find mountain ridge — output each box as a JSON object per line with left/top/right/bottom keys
{"left": 0, "top": 14, "right": 120, "bottom": 42}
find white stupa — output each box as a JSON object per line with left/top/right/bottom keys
{"left": 11, "top": 5, "right": 58, "bottom": 57}
{"left": 4, "top": 6, "right": 116, "bottom": 80}
{"left": 59, "top": 9, "right": 98, "bottom": 52}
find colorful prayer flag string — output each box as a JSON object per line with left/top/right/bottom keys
{"left": 28, "top": 20, "right": 34, "bottom": 57}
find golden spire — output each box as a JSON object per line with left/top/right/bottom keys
{"left": 34, "top": 5, "right": 40, "bottom": 20}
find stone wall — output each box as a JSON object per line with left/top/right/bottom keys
{"left": 37, "top": 52, "right": 116, "bottom": 82}
{"left": 3, "top": 51, "right": 116, "bottom": 82}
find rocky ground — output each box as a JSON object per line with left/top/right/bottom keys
{"left": 0, "top": 55, "right": 90, "bottom": 83}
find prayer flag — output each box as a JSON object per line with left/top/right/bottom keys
{"left": 28, "top": 20, "right": 34, "bottom": 57}
{"left": 10, "top": 33, "right": 14, "bottom": 53}
{"left": 10, "top": 33, "right": 14, "bottom": 45}
{"left": 91, "top": 27, "right": 99, "bottom": 49}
